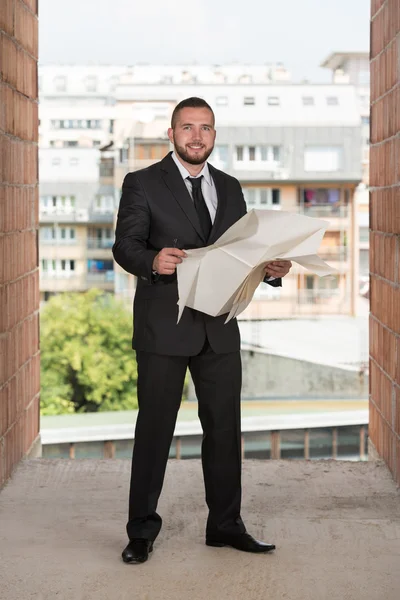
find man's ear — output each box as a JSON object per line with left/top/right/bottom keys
{"left": 167, "top": 128, "right": 174, "bottom": 144}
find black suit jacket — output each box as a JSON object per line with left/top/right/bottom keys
{"left": 112, "top": 152, "right": 281, "bottom": 356}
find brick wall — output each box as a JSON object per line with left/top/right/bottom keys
{"left": 369, "top": 0, "right": 400, "bottom": 484}
{"left": 0, "top": 0, "right": 40, "bottom": 487}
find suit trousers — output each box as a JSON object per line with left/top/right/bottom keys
{"left": 126, "top": 339, "right": 245, "bottom": 542}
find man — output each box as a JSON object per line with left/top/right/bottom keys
{"left": 113, "top": 97, "right": 291, "bottom": 564}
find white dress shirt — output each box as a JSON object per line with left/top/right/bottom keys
{"left": 171, "top": 152, "right": 218, "bottom": 224}
{"left": 171, "top": 151, "right": 276, "bottom": 281}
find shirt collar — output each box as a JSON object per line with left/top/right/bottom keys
{"left": 171, "top": 151, "right": 213, "bottom": 186}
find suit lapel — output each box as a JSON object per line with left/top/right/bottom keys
{"left": 208, "top": 164, "right": 227, "bottom": 244}
{"left": 160, "top": 153, "right": 206, "bottom": 243}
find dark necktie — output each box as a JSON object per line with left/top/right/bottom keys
{"left": 187, "top": 176, "right": 212, "bottom": 240}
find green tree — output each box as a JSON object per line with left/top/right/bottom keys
{"left": 40, "top": 290, "right": 138, "bottom": 415}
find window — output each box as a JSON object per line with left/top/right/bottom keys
{"left": 94, "top": 195, "right": 114, "bottom": 213}
{"left": 244, "top": 97, "right": 255, "bottom": 106}
{"left": 267, "top": 96, "right": 280, "bottom": 106}
{"left": 87, "top": 119, "right": 101, "bottom": 129}
{"left": 87, "top": 259, "right": 114, "bottom": 273}
{"left": 216, "top": 96, "right": 228, "bottom": 106}
{"left": 69, "top": 157, "right": 79, "bottom": 166}
{"left": 361, "top": 116, "right": 370, "bottom": 126}
{"left": 63, "top": 141, "right": 78, "bottom": 147}
{"left": 52, "top": 157, "right": 61, "bottom": 166}
{"left": 359, "top": 227, "right": 369, "bottom": 243}
{"left": 88, "top": 227, "right": 114, "bottom": 248}
{"left": 246, "top": 189, "right": 256, "bottom": 205}
{"left": 272, "top": 189, "right": 280, "bottom": 205}
{"left": 235, "top": 145, "right": 282, "bottom": 165}
{"left": 272, "top": 146, "right": 281, "bottom": 162}
{"left": 41, "top": 227, "right": 56, "bottom": 242}
{"left": 304, "top": 146, "right": 343, "bottom": 172}
{"left": 61, "top": 259, "right": 75, "bottom": 272}
{"left": 260, "top": 146, "right": 268, "bottom": 161}
{"left": 302, "top": 96, "right": 314, "bottom": 106}
{"left": 40, "top": 195, "right": 76, "bottom": 214}
{"left": 119, "top": 146, "right": 129, "bottom": 163}
{"left": 54, "top": 76, "right": 67, "bottom": 92}
{"left": 242, "top": 188, "right": 281, "bottom": 209}
{"left": 327, "top": 96, "right": 339, "bottom": 106}
{"left": 93, "top": 140, "right": 102, "bottom": 147}
{"left": 211, "top": 145, "right": 229, "bottom": 167}
{"left": 41, "top": 259, "right": 75, "bottom": 277}
{"left": 109, "top": 119, "right": 114, "bottom": 134}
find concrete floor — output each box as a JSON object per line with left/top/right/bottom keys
{"left": 0, "top": 458, "right": 399, "bottom": 600}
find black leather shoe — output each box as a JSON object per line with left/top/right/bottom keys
{"left": 122, "top": 539, "right": 153, "bottom": 564}
{"left": 206, "top": 532, "right": 275, "bottom": 553}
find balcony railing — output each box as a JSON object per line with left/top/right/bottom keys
{"left": 318, "top": 246, "right": 348, "bottom": 261}
{"left": 86, "top": 271, "right": 114, "bottom": 283}
{"left": 297, "top": 289, "right": 342, "bottom": 305}
{"left": 41, "top": 410, "right": 368, "bottom": 461}
{"left": 299, "top": 205, "right": 349, "bottom": 218}
{"left": 87, "top": 238, "right": 114, "bottom": 249}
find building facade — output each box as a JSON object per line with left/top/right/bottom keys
{"left": 321, "top": 52, "right": 370, "bottom": 287}
{"left": 38, "top": 64, "right": 362, "bottom": 316}
{"left": 111, "top": 79, "right": 362, "bottom": 316}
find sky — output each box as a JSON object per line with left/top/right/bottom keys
{"left": 39, "top": 0, "right": 370, "bottom": 82}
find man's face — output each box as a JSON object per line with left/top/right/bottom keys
{"left": 168, "top": 107, "right": 216, "bottom": 165}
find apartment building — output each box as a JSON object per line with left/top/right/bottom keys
{"left": 38, "top": 63, "right": 362, "bottom": 316}
{"left": 112, "top": 79, "right": 362, "bottom": 316}
{"left": 321, "top": 52, "right": 370, "bottom": 284}
{"left": 38, "top": 66, "right": 125, "bottom": 300}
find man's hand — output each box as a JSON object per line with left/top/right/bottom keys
{"left": 153, "top": 248, "right": 187, "bottom": 275}
{"left": 264, "top": 260, "right": 292, "bottom": 279}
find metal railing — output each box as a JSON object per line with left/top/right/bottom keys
{"left": 87, "top": 238, "right": 114, "bottom": 249}
{"left": 41, "top": 410, "right": 368, "bottom": 461}
{"left": 86, "top": 271, "right": 115, "bottom": 282}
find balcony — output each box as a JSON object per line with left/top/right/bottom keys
{"left": 1, "top": 458, "right": 399, "bottom": 598}
{"left": 88, "top": 209, "right": 115, "bottom": 224}
{"left": 86, "top": 271, "right": 115, "bottom": 290}
{"left": 40, "top": 272, "right": 87, "bottom": 292}
{"left": 39, "top": 206, "right": 86, "bottom": 223}
{"left": 299, "top": 204, "right": 349, "bottom": 219}
{"left": 87, "top": 238, "right": 114, "bottom": 250}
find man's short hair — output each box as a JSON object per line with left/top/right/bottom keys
{"left": 171, "top": 97, "right": 215, "bottom": 129}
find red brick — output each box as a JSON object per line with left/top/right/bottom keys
{"left": 21, "top": 0, "right": 38, "bottom": 15}
{"left": 0, "top": 384, "right": 8, "bottom": 438}
{"left": 0, "top": 0, "right": 15, "bottom": 37}
{"left": 372, "top": 0, "right": 386, "bottom": 19}
{"left": 15, "top": 0, "right": 38, "bottom": 59}
{"left": 0, "top": 33, "right": 18, "bottom": 89}
{"left": 395, "top": 386, "right": 400, "bottom": 436}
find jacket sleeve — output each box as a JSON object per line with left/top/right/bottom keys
{"left": 235, "top": 180, "right": 282, "bottom": 288}
{"left": 112, "top": 172, "right": 158, "bottom": 282}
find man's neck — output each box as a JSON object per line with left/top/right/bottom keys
{"left": 174, "top": 152, "right": 206, "bottom": 177}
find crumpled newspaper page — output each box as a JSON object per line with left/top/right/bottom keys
{"left": 176, "top": 209, "right": 337, "bottom": 323}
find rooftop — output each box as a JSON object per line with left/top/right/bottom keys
{"left": 239, "top": 316, "right": 369, "bottom": 370}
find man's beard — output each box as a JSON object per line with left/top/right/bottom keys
{"left": 174, "top": 143, "right": 214, "bottom": 165}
